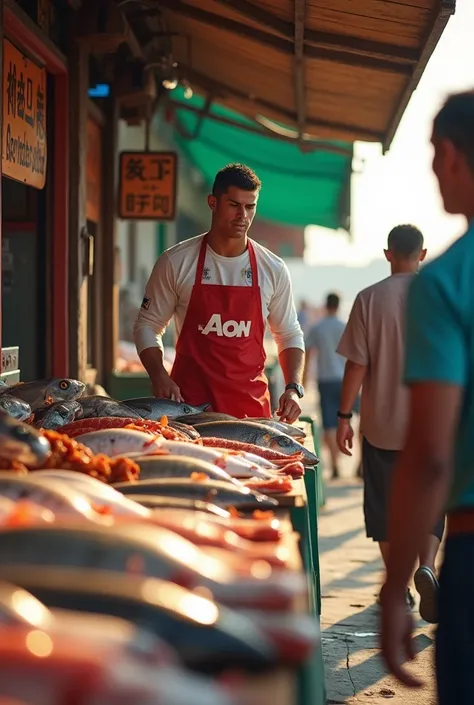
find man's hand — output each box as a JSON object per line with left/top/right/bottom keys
{"left": 152, "top": 369, "right": 184, "bottom": 402}
{"left": 277, "top": 390, "right": 301, "bottom": 424}
{"left": 337, "top": 419, "right": 354, "bottom": 455}
{"left": 380, "top": 583, "right": 423, "bottom": 689}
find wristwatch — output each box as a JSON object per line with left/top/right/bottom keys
{"left": 337, "top": 410, "right": 353, "bottom": 420}
{"left": 285, "top": 383, "right": 304, "bottom": 399}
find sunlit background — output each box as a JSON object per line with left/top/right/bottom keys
{"left": 304, "top": 0, "right": 473, "bottom": 270}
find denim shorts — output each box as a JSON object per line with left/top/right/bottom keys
{"left": 318, "top": 380, "right": 360, "bottom": 430}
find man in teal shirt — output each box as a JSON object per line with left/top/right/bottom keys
{"left": 381, "top": 90, "right": 474, "bottom": 702}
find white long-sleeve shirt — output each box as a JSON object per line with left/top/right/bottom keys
{"left": 134, "top": 234, "right": 304, "bottom": 356}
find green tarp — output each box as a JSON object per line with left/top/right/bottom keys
{"left": 161, "top": 88, "right": 353, "bottom": 232}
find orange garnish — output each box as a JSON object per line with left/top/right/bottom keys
{"left": 160, "top": 415, "right": 169, "bottom": 427}
{"left": 253, "top": 510, "right": 275, "bottom": 520}
{"left": 190, "top": 472, "right": 209, "bottom": 482}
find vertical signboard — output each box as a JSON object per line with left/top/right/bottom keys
{"left": 118, "top": 151, "right": 177, "bottom": 220}
{"left": 86, "top": 117, "right": 102, "bottom": 223}
{"left": 2, "top": 40, "right": 47, "bottom": 189}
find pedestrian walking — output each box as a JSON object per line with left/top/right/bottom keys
{"left": 304, "top": 293, "right": 360, "bottom": 479}
{"left": 336, "top": 225, "right": 444, "bottom": 615}
{"left": 381, "top": 90, "right": 474, "bottom": 703}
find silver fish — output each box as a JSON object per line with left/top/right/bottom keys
{"left": 75, "top": 395, "right": 142, "bottom": 419}
{"left": 124, "top": 495, "right": 231, "bottom": 517}
{"left": 168, "top": 420, "right": 201, "bottom": 441}
{"left": 133, "top": 455, "right": 242, "bottom": 486}
{"left": 32, "top": 400, "right": 83, "bottom": 429}
{"left": 245, "top": 418, "right": 307, "bottom": 440}
{"left": 0, "top": 472, "right": 96, "bottom": 518}
{"left": 76, "top": 428, "right": 162, "bottom": 456}
{"left": 0, "top": 414, "right": 51, "bottom": 466}
{"left": 193, "top": 421, "right": 318, "bottom": 466}
{"left": 123, "top": 398, "right": 211, "bottom": 420}
{"left": 113, "top": 478, "right": 278, "bottom": 510}
{"left": 0, "top": 395, "right": 31, "bottom": 422}
{"left": 176, "top": 412, "right": 237, "bottom": 425}
{"left": 0, "top": 378, "right": 85, "bottom": 412}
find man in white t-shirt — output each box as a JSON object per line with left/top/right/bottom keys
{"left": 134, "top": 163, "right": 305, "bottom": 422}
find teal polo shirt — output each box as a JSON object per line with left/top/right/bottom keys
{"left": 404, "top": 223, "right": 474, "bottom": 512}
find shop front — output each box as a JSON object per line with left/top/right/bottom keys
{"left": 1, "top": 0, "right": 68, "bottom": 380}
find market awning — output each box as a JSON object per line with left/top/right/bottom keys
{"left": 162, "top": 88, "right": 353, "bottom": 231}
{"left": 149, "top": 0, "right": 455, "bottom": 150}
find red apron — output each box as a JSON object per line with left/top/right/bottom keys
{"left": 171, "top": 236, "right": 271, "bottom": 417}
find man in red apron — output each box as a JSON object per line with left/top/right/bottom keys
{"left": 134, "top": 163, "right": 305, "bottom": 423}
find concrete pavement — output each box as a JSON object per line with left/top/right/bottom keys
{"left": 318, "top": 476, "right": 438, "bottom": 704}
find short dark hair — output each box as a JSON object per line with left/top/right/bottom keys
{"left": 433, "top": 91, "right": 474, "bottom": 172}
{"left": 212, "top": 163, "right": 261, "bottom": 197}
{"left": 326, "top": 293, "right": 340, "bottom": 310}
{"left": 387, "top": 224, "right": 424, "bottom": 258}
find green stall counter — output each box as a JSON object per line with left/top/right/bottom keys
{"left": 107, "top": 371, "right": 152, "bottom": 401}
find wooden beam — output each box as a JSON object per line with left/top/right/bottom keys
{"left": 157, "top": 0, "right": 412, "bottom": 75}
{"left": 0, "top": 0, "right": 3, "bottom": 362}
{"left": 4, "top": 0, "right": 67, "bottom": 72}
{"left": 67, "top": 32, "right": 89, "bottom": 380}
{"left": 382, "top": 0, "right": 456, "bottom": 152}
{"left": 167, "top": 99, "right": 353, "bottom": 156}
{"left": 294, "top": 0, "right": 306, "bottom": 141}
{"left": 177, "top": 66, "right": 383, "bottom": 143}
{"left": 211, "top": 0, "right": 419, "bottom": 65}
{"left": 102, "top": 98, "right": 119, "bottom": 381}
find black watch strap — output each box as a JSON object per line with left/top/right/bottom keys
{"left": 285, "top": 383, "right": 304, "bottom": 399}
{"left": 337, "top": 410, "right": 353, "bottom": 420}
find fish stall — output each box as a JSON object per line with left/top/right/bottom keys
{"left": 0, "top": 377, "right": 326, "bottom": 705}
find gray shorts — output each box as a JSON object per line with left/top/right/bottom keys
{"left": 362, "top": 437, "right": 445, "bottom": 542}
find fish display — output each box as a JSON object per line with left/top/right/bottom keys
{"left": 122, "top": 397, "right": 211, "bottom": 420}
{"left": 245, "top": 417, "right": 307, "bottom": 440}
{"left": 75, "top": 395, "right": 142, "bottom": 419}
{"left": 31, "top": 400, "right": 83, "bottom": 429}
{"left": 0, "top": 524, "right": 306, "bottom": 610}
{"left": 176, "top": 412, "right": 237, "bottom": 424}
{"left": 139, "top": 439, "right": 278, "bottom": 479}
{"left": 0, "top": 623, "right": 246, "bottom": 705}
{"left": 124, "top": 495, "right": 232, "bottom": 517}
{"left": 0, "top": 378, "right": 85, "bottom": 411}
{"left": 0, "top": 395, "right": 31, "bottom": 422}
{"left": 133, "top": 455, "right": 242, "bottom": 485}
{"left": 76, "top": 428, "right": 165, "bottom": 456}
{"left": 0, "top": 567, "right": 275, "bottom": 675}
{"left": 0, "top": 414, "right": 51, "bottom": 466}
{"left": 113, "top": 478, "right": 278, "bottom": 510}
{"left": 0, "top": 579, "right": 179, "bottom": 666}
{"left": 0, "top": 373, "right": 321, "bottom": 686}
{"left": 168, "top": 420, "right": 201, "bottom": 440}
{"left": 0, "top": 473, "right": 97, "bottom": 520}
{"left": 194, "top": 421, "right": 319, "bottom": 466}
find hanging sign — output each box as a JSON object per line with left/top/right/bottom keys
{"left": 118, "top": 151, "right": 177, "bottom": 220}
{"left": 2, "top": 40, "right": 47, "bottom": 189}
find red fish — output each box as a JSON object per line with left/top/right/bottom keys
{"left": 200, "top": 438, "right": 305, "bottom": 476}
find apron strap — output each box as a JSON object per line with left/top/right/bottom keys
{"left": 195, "top": 235, "right": 209, "bottom": 287}
{"left": 248, "top": 240, "right": 259, "bottom": 289}
{"left": 195, "top": 235, "right": 259, "bottom": 289}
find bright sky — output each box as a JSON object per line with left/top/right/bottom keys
{"left": 305, "top": 0, "right": 474, "bottom": 267}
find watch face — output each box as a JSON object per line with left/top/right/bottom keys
{"left": 287, "top": 384, "right": 304, "bottom": 398}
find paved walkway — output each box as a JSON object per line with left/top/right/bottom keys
{"left": 318, "top": 476, "right": 438, "bottom": 704}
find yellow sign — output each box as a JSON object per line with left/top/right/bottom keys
{"left": 118, "top": 151, "right": 177, "bottom": 220}
{"left": 2, "top": 40, "right": 47, "bottom": 190}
